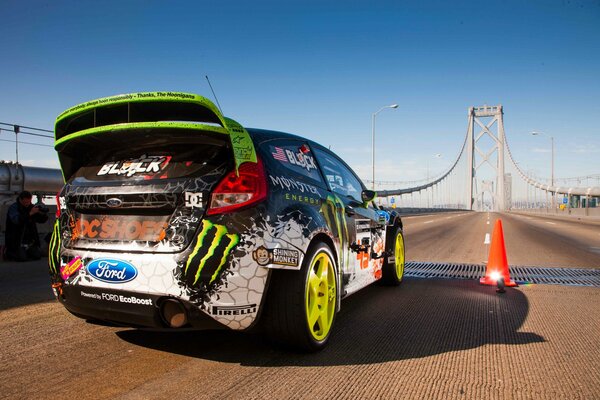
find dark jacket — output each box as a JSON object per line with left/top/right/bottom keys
{"left": 5, "top": 201, "right": 49, "bottom": 254}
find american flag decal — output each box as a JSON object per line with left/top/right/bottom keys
{"left": 272, "top": 147, "right": 288, "bottom": 162}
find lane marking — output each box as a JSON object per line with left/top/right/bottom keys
{"left": 486, "top": 221, "right": 490, "bottom": 225}
{"left": 424, "top": 220, "right": 434, "bottom": 224}
{"left": 446, "top": 216, "right": 452, "bottom": 219}
{"left": 545, "top": 221, "right": 556, "bottom": 225}
{"left": 484, "top": 233, "right": 491, "bottom": 244}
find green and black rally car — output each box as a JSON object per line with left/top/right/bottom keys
{"left": 49, "top": 92, "right": 405, "bottom": 351}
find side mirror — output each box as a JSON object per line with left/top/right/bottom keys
{"left": 361, "top": 190, "right": 377, "bottom": 203}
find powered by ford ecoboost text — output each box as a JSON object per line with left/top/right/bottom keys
{"left": 49, "top": 92, "right": 405, "bottom": 351}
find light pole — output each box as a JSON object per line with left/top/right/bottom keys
{"left": 531, "top": 131, "right": 555, "bottom": 210}
{"left": 372, "top": 104, "right": 398, "bottom": 190}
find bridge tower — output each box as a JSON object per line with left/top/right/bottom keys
{"left": 466, "top": 105, "right": 506, "bottom": 211}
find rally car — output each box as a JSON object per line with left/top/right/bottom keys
{"left": 49, "top": 92, "right": 405, "bottom": 351}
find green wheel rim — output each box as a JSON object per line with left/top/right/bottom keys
{"left": 305, "top": 251, "right": 336, "bottom": 341}
{"left": 395, "top": 232, "right": 405, "bottom": 281}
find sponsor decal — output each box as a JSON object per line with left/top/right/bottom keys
{"left": 97, "top": 154, "right": 171, "bottom": 178}
{"left": 252, "top": 245, "right": 300, "bottom": 267}
{"left": 286, "top": 150, "right": 316, "bottom": 172}
{"left": 183, "top": 220, "right": 239, "bottom": 286}
{"left": 73, "top": 215, "right": 168, "bottom": 241}
{"left": 355, "top": 219, "right": 371, "bottom": 233}
{"left": 106, "top": 198, "right": 123, "bottom": 208}
{"left": 272, "top": 146, "right": 288, "bottom": 162}
{"left": 320, "top": 195, "right": 349, "bottom": 268}
{"left": 269, "top": 175, "right": 320, "bottom": 195}
{"left": 60, "top": 256, "right": 83, "bottom": 280}
{"left": 224, "top": 118, "right": 257, "bottom": 168}
{"left": 80, "top": 291, "right": 152, "bottom": 306}
{"left": 377, "top": 210, "right": 390, "bottom": 224}
{"left": 271, "top": 146, "right": 317, "bottom": 172}
{"left": 184, "top": 192, "right": 203, "bottom": 208}
{"left": 211, "top": 304, "right": 257, "bottom": 316}
{"left": 284, "top": 193, "right": 321, "bottom": 206}
{"left": 86, "top": 258, "right": 138, "bottom": 284}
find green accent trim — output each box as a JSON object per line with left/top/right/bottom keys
{"left": 55, "top": 122, "right": 229, "bottom": 149}
{"left": 48, "top": 220, "right": 60, "bottom": 275}
{"left": 223, "top": 117, "right": 257, "bottom": 171}
{"left": 193, "top": 224, "right": 228, "bottom": 285}
{"left": 55, "top": 92, "right": 225, "bottom": 126}
{"left": 54, "top": 92, "right": 260, "bottom": 177}
{"left": 185, "top": 220, "right": 213, "bottom": 275}
{"left": 210, "top": 233, "right": 240, "bottom": 284}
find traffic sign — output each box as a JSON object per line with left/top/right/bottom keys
{"left": 563, "top": 197, "right": 568, "bottom": 204}
{"left": 391, "top": 197, "right": 395, "bottom": 204}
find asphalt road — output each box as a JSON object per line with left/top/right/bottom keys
{"left": 1, "top": 211, "right": 599, "bottom": 399}
{"left": 403, "top": 211, "right": 600, "bottom": 268}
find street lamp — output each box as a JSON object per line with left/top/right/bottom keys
{"left": 531, "top": 131, "right": 555, "bottom": 209}
{"left": 372, "top": 104, "right": 398, "bottom": 190}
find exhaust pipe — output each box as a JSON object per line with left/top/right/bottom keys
{"left": 160, "top": 299, "right": 188, "bottom": 328}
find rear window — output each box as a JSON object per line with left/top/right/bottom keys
{"left": 70, "top": 142, "right": 231, "bottom": 183}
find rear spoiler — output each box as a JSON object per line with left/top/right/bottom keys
{"left": 54, "top": 92, "right": 256, "bottom": 180}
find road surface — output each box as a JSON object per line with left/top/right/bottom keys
{"left": 0, "top": 211, "right": 598, "bottom": 399}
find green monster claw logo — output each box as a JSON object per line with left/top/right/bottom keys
{"left": 320, "top": 195, "right": 349, "bottom": 268}
{"left": 183, "top": 220, "right": 239, "bottom": 287}
{"left": 48, "top": 220, "right": 61, "bottom": 276}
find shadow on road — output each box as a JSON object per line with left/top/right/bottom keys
{"left": 0, "top": 260, "right": 54, "bottom": 311}
{"left": 117, "top": 278, "right": 545, "bottom": 366}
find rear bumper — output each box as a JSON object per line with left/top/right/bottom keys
{"left": 59, "top": 284, "right": 227, "bottom": 330}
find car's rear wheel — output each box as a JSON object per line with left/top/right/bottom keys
{"left": 264, "top": 242, "right": 337, "bottom": 351}
{"left": 381, "top": 227, "right": 405, "bottom": 286}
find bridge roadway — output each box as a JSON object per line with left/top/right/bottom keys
{"left": 0, "top": 212, "right": 598, "bottom": 399}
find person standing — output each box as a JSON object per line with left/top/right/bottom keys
{"left": 4, "top": 191, "right": 49, "bottom": 261}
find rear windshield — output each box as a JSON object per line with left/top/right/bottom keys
{"left": 70, "top": 141, "right": 231, "bottom": 183}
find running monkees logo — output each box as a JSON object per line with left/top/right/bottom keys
{"left": 271, "top": 146, "right": 317, "bottom": 172}
{"left": 252, "top": 246, "right": 300, "bottom": 267}
{"left": 97, "top": 154, "right": 170, "bottom": 177}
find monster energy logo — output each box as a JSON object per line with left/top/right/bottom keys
{"left": 320, "top": 195, "right": 349, "bottom": 268}
{"left": 184, "top": 220, "right": 239, "bottom": 287}
{"left": 48, "top": 220, "right": 61, "bottom": 275}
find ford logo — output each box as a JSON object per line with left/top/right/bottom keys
{"left": 86, "top": 258, "right": 138, "bottom": 284}
{"left": 106, "top": 198, "right": 123, "bottom": 208}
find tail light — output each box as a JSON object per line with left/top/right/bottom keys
{"left": 206, "top": 159, "right": 267, "bottom": 216}
{"left": 55, "top": 192, "right": 62, "bottom": 218}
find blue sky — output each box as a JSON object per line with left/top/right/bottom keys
{"left": 1, "top": 0, "right": 599, "bottom": 185}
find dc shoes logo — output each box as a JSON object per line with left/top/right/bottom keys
{"left": 185, "top": 192, "right": 203, "bottom": 208}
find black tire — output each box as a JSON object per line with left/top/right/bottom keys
{"left": 263, "top": 242, "right": 338, "bottom": 352}
{"left": 381, "top": 227, "right": 405, "bottom": 286}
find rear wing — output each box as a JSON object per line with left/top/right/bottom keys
{"left": 54, "top": 92, "right": 256, "bottom": 180}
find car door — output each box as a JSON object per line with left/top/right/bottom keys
{"left": 312, "top": 146, "right": 386, "bottom": 296}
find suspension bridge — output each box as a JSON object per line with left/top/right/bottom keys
{"left": 2, "top": 105, "right": 599, "bottom": 214}
{"left": 362, "top": 105, "right": 600, "bottom": 217}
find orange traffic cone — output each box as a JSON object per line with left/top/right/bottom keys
{"left": 480, "top": 219, "right": 517, "bottom": 287}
